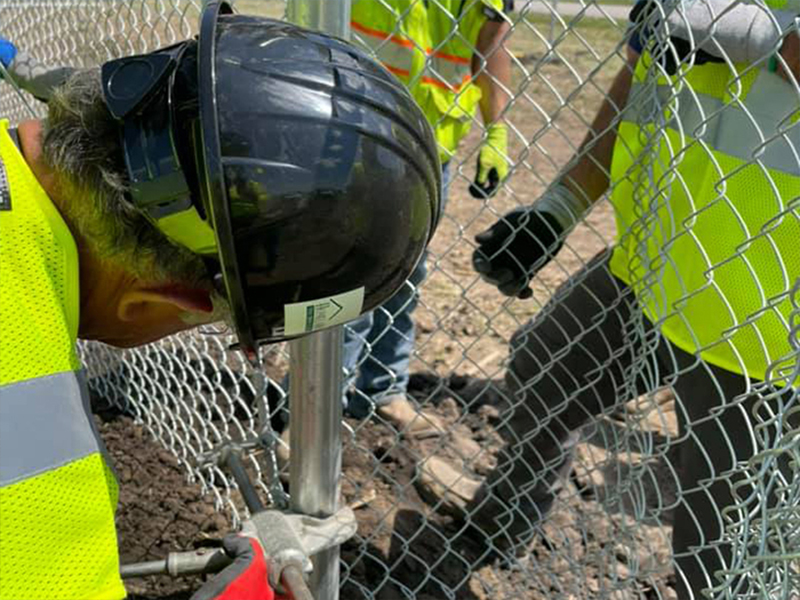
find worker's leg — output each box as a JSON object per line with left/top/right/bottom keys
{"left": 350, "top": 255, "right": 428, "bottom": 406}
{"left": 346, "top": 162, "right": 452, "bottom": 419}
{"left": 662, "top": 345, "right": 796, "bottom": 600}
{"left": 341, "top": 312, "right": 376, "bottom": 417}
{"left": 468, "top": 252, "right": 660, "bottom": 553}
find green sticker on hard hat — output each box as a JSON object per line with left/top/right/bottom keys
{"left": 284, "top": 287, "right": 365, "bottom": 336}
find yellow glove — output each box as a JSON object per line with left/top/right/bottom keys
{"left": 470, "top": 123, "right": 508, "bottom": 199}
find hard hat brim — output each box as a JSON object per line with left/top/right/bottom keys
{"left": 197, "top": 0, "right": 261, "bottom": 355}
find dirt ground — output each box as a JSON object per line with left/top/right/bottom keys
{"left": 108, "top": 384, "right": 679, "bottom": 600}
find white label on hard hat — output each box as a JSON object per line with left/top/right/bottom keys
{"left": 284, "top": 287, "right": 365, "bottom": 336}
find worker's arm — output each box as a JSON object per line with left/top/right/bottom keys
{"left": 469, "top": 18, "right": 513, "bottom": 198}
{"left": 776, "top": 30, "right": 799, "bottom": 83}
{"left": 472, "top": 48, "right": 639, "bottom": 298}
{"left": 474, "top": 19, "right": 512, "bottom": 129}
{"left": 556, "top": 46, "right": 640, "bottom": 216}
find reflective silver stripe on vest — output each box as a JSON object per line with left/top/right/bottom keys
{"left": 623, "top": 70, "right": 800, "bottom": 176}
{"left": 0, "top": 370, "right": 105, "bottom": 487}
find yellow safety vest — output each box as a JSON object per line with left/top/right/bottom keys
{"left": 0, "top": 120, "right": 126, "bottom": 600}
{"left": 351, "top": 0, "right": 505, "bottom": 160}
{"left": 609, "top": 51, "right": 800, "bottom": 382}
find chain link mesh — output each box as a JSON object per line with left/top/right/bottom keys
{"left": 1, "top": 0, "right": 798, "bottom": 598}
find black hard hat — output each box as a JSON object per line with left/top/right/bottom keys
{"left": 100, "top": 1, "right": 441, "bottom": 354}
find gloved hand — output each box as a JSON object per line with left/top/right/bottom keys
{"left": 190, "top": 535, "right": 287, "bottom": 600}
{"left": 469, "top": 123, "right": 508, "bottom": 199}
{"left": 472, "top": 207, "right": 563, "bottom": 298}
{"left": 0, "top": 39, "right": 17, "bottom": 70}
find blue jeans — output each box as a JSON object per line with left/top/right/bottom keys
{"left": 344, "top": 162, "right": 451, "bottom": 418}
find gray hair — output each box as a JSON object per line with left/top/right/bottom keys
{"left": 42, "top": 67, "right": 209, "bottom": 288}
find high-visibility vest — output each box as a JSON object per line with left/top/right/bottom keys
{"left": 754, "top": 0, "right": 800, "bottom": 9}
{"left": 351, "top": 0, "right": 505, "bottom": 160}
{"left": 0, "top": 120, "right": 126, "bottom": 600}
{"left": 608, "top": 45, "right": 800, "bottom": 382}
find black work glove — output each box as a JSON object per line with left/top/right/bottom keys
{"left": 472, "top": 208, "right": 564, "bottom": 299}
{"left": 468, "top": 156, "right": 501, "bottom": 199}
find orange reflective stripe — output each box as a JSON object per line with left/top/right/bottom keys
{"left": 353, "top": 33, "right": 413, "bottom": 80}
{"left": 352, "top": 20, "right": 473, "bottom": 65}
{"left": 425, "top": 52, "right": 472, "bottom": 91}
{"left": 351, "top": 20, "right": 415, "bottom": 49}
{"left": 351, "top": 19, "right": 418, "bottom": 82}
{"left": 432, "top": 50, "right": 470, "bottom": 65}
{"left": 422, "top": 73, "right": 471, "bottom": 92}
{"left": 384, "top": 63, "right": 411, "bottom": 78}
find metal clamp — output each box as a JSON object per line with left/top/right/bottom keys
{"left": 121, "top": 444, "right": 357, "bottom": 600}
{"left": 119, "top": 506, "right": 357, "bottom": 580}
{"left": 243, "top": 507, "right": 358, "bottom": 594}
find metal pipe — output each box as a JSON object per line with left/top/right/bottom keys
{"left": 285, "top": 3, "right": 350, "bottom": 599}
{"left": 224, "top": 449, "right": 266, "bottom": 514}
{"left": 120, "top": 549, "right": 231, "bottom": 579}
{"left": 287, "top": 332, "right": 344, "bottom": 515}
{"left": 288, "top": 327, "right": 344, "bottom": 600}
{"left": 545, "top": 0, "right": 562, "bottom": 65}
{"left": 282, "top": 564, "right": 315, "bottom": 600}
{"left": 225, "top": 451, "right": 315, "bottom": 600}
{"left": 120, "top": 560, "right": 170, "bottom": 579}
{"left": 286, "top": 0, "right": 352, "bottom": 39}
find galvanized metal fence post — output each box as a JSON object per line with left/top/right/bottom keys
{"left": 284, "top": 5, "right": 351, "bottom": 600}
{"left": 287, "top": 331, "right": 344, "bottom": 599}
{"left": 287, "top": 0, "right": 352, "bottom": 36}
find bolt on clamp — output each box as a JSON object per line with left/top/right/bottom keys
{"left": 121, "top": 443, "right": 357, "bottom": 600}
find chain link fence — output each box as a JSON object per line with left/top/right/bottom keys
{"left": 2, "top": 0, "right": 799, "bottom": 598}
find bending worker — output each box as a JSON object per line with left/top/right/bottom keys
{"left": 340, "top": 0, "right": 514, "bottom": 434}
{"left": 425, "top": 0, "right": 799, "bottom": 597}
{"left": 0, "top": 3, "right": 440, "bottom": 598}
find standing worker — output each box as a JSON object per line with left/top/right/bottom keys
{"left": 342, "top": 0, "right": 514, "bottom": 433}
{"left": 0, "top": 3, "right": 441, "bottom": 598}
{"left": 422, "top": 0, "right": 799, "bottom": 597}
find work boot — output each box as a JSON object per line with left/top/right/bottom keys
{"left": 376, "top": 394, "right": 446, "bottom": 439}
{"left": 415, "top": 454, "right": 537, "bottom": 558}
{"left": 416, "top": 442, "right": 575, "bottom": 558}
{"left": 416, "top": 455, "right": 482, "bottom": 518}
{"left": 470, "top": 442, "right": 576, "bottom": 557}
